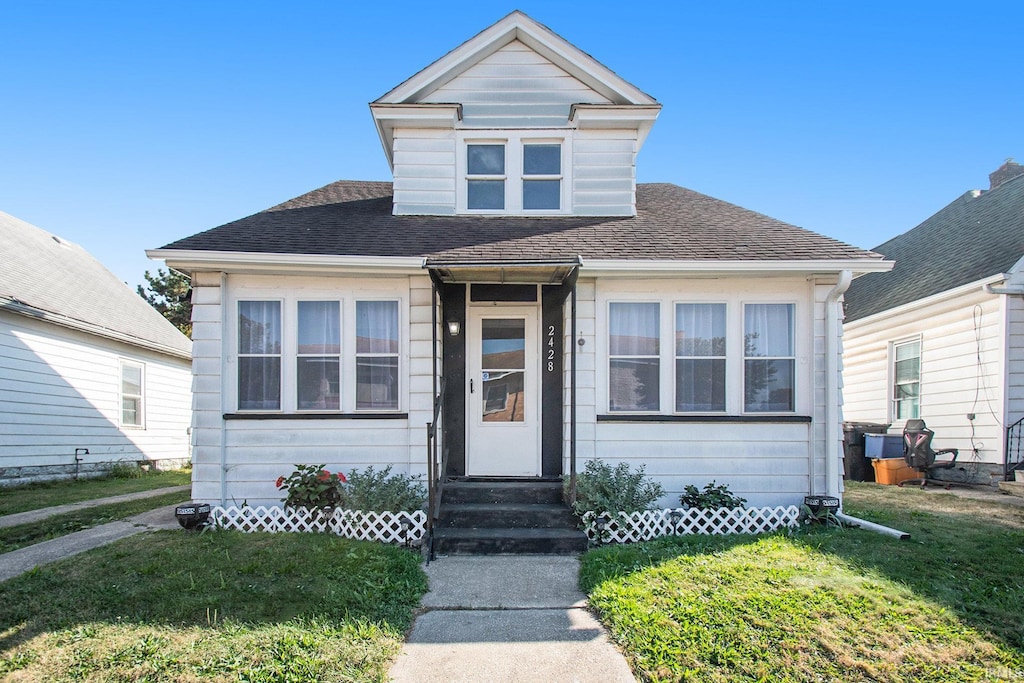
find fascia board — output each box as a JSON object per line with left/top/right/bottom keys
{"left": 147, "top": 249, "right": 425, "bottom": 277}
{"left": 370, "top": 103, "right": 463, "bottom": 170}
{"left": 569, "top": 104, "right": 662, "bottom": 148}
{"left": 580, "top": 258, "right": 894, "bottom": 278}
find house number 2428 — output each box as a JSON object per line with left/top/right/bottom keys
{"left": 546, "top": 325, "right": 556, "bottom": 372}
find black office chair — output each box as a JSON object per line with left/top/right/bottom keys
{"left": 898, "top": 419, "right": 958, "bottom": 488}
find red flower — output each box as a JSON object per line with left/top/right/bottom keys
{"left": 317, "top": 470, "right": 331, "bottom": 482}
{"left": 275, "top": 476, "right": 285, "bottom": 488}
{"left": 337, "top": 472, "right": 347, "bottom": 483}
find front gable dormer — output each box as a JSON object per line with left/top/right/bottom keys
{"left": 370, "top": 11, "right": 660, "bottom": 217}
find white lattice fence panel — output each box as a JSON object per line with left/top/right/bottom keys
{"left": 211, "top": 506, "right": 426, "bottom": 545}
{"left": 583, "top": 506, "right": 800, "bottom": 543}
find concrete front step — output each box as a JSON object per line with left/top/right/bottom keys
{"left": 432, "top": 527, "right": 588, "bottom": 555}
{"left": 438, "top": 502, "right": 578, "bottom": 529}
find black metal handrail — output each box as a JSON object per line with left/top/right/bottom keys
{"left": 425, "top": 377, "right": 446, "bottom": 561}
{"left": 1007, "top": 415, "right": 1024, "bottom": 480}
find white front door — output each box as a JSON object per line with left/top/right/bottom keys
{"left": 466, "top": 306, "right": 541, "bottom": 476}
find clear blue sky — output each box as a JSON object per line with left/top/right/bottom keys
{"left": 2, "top": 1, "right": 1021, "bottom": 286}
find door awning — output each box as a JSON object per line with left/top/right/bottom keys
{"left": 425, "top": 257, "right": 581, "bottom": 285}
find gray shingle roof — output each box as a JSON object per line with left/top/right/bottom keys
{"left": 0, "top": 211, "right": 192, "bottom": 358}
{"left": 844, "top": 172, "right": 1024, "bottom": 323}
{"left": 160, "top": 181, "right": 879, "bottom": 264}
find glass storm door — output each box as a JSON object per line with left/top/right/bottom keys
{"left": 466, "top": 307, "right": 541, "bottom": 476}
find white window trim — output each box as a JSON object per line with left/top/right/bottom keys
{"left": 674, "top": 301, "right": 728, "bottom": 413}
{"left": 456, "top": 130, "right": 572, "bottom": 215}
{"left": 227, "top": 285, "right": 406, "bottom": 414}
{"left": 296, "top": 300, "right": 342, "bottom": 412}
{"left": 596, "top": 283, "right": 808, "bottom": 417}
{"left": 119, "top": 359, "right": 145, "bottom": 429}
{"left": 889, "top": 336, "right": 922, "bottom": 424}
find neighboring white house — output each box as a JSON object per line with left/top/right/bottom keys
{"left": 842, "top": 160, "right": 1024, "bottom": 483}
{"left": 150, "top": 11, "right": 890, "bottom": 512}
{"left": 1, "top": 211, "right": 193, "bottom": 485}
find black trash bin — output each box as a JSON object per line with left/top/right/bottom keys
{"left": 842, "top": 422, "right": 891, "bottom": 482}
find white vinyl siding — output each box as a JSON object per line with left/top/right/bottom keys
{"left": 842, "top": 286, "right": 1007, "bottom": 465}
{"left": 572, "top": 130, "right": 638, "bottom": 216}
{"left": 1008, "top": 292, "right": 1024, "bottom": 426}
{"left": 421, "top": 40, "right": 611, "bottom": 128}
{"left": 0, "top": 311, "right": 191, "bottom": 481}
{"left": 391, "top": 130, "right": 457, "bottom": 215}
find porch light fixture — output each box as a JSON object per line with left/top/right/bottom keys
{"left": 447, "top": 320, "right": 461, "bottom": 337}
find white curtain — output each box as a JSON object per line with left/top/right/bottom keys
{"left": 609, "top": 302, "right": 659, "bottom": 356}
{"left": 357, "top": 301, "right": 399, "bottom": 354}
{"left": 744, "top": 304, "right": 793, "bottom": 357}
{"left": 676, "top": 303, "right": 726, "bottom": 356}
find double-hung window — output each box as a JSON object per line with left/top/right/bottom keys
{"left": 120, "top": 360, "right": 144, "bottom": 427}
{"left": 356, "top": 301, "right": 399, "bottom": 411}
{"left": 892, "top": 339, "right": 921, "bottom": 420}
{"left": 238, "top": 301, "right": 282, "bottom": 410}
{"left": 675, "top": 303, "right": 727, "bottom": 412}
{"left": 743, "top": 303, "right": 795, "bottom": 412}
{"left": 466, "top": 144, "right": 506, "bottom": 210}
{"left": 297, "top": 301, "right": 341, "bottom": 410}
{"left": 522, "top": 144, "right": 561, "bottom": 210}
{"left": 608, "top": 302, "right": 660, "bottom": 411}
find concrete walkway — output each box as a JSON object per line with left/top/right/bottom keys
{"left": 0, "top": 484, "right": 191, "bottom": 528}
{"left": 388, "top": 555, "right": 636, "bottom": 683}
{"left": 0, "top": 497, "right": 188, "bottom": 583}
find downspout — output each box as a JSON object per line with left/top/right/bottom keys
{"left": 825, "top": 270, "right": 852, "bottom": 499}
{"left": 220, "top": 272, "right": 229, "bottom": 507}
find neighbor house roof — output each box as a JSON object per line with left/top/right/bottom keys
{"left": 157, "top": 181, "right": 882, "bottom": 267}
{"left": 844, "top": 164, "right": 1024, "bottom": 323}
{"left": 0, "top": 211, "right": 192, "bottom": 359}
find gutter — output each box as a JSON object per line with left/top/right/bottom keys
{"left": 982, "top": 282, "right": 1024, "bottom": 296}
{"left": 835, "top": 512, "right": 910, "bottom": 540}
{"left": 824, "top": 270, "right": 852, "bottom": 498}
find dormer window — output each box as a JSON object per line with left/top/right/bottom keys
{"left": 467, "top": 144, "right": 506, "bottom": 210}
{"left": 523, "top": 144, "right": 561, "bottom": 210}
{"left": 458, "top": 132, "right": 570, "bottom": 214}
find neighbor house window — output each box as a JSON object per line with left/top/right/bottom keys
{"left": 238, "top": 301, "right": 282, "bottom": 410}
{"left": 356, "top": 301, "right": 399, "bottom": 410}
{"left": 466, "top": 144, "right": 505, "bottom": 210}
{"left": 892, "top": 339, "right": 921, "bottom": 420}
{"left": 676, "top": 303, "right": 726, "bottom": 412}
{"left": 297, "top": 301, "right": 341, "bottom": 410}
{"left": 744, "top": 303, "right": 795, "bottom": 412}
{"left": 522, "top": 143, "right": 561, "bottom": 210}
{"left": 609, "top": 302, "right": 660, "bottom": 411}
{"left": 120, "top": 361, "right": 144, "bottom": 427}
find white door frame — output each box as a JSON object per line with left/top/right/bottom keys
{"left": 466, "top": 305, "right": 542, "bottom": 477}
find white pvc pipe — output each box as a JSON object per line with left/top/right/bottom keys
{"left": 835, "top": 512, "right": 910, "bottom": 540}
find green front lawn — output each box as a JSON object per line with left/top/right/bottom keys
{"left": 0, "top": 490, "right": 190, "bottom": 553}
{"left": 581, "top": 483, "right": 1024, "bottom": 682}
{"left": 0, "top": 531, "right": 427, "bottom": 682}
{"left": 0, "top": 468, "right": 191, "bottom": 517}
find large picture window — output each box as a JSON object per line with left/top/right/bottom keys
{"left": 356, "top": 301, "right": 400, "bottom": 410}
{"left": 675, "top": 303, "right": 726, "bottom": 412}
{"left": 238, "top": 301, "right": 282, "bottom": 410}
{"left": 744, "top": 303, "right": 795, "bottom": 412}
{"left": 892, "top": 339, "right": 921, "bottom": 420}
{"left": 608, "top": 302, "right": 660, "bottom": 411}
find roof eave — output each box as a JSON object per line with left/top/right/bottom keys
{"left": 580, "top": 258, "right": 894, "bottom": 278}
{"left": 147, "top": 249, "right": 426, "bottom": 277}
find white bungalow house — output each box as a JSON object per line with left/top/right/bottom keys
{"left": 842, "top": 160, "right": 1024, "bottom": 484}
{"left": 150, "top": 12, "right": 890, "bottom": 549}
{"left": 1, "top": 211, "right": 192, "bottom": 485}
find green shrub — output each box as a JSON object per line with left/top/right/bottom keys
{"left": 679, "top": 481, "right": 746, "bottom": 510}
{"left": 567, "top": 460, "right": 664, "bottom": 514}
{"left": 276, "top": 464, "right": 345, "bottom": 510}
{"left": 339, "top": 466, "right": 426, "bottom": 513}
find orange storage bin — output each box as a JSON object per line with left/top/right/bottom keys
{"left": 871, "top": 458, "right": 921, "bottom": 485}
